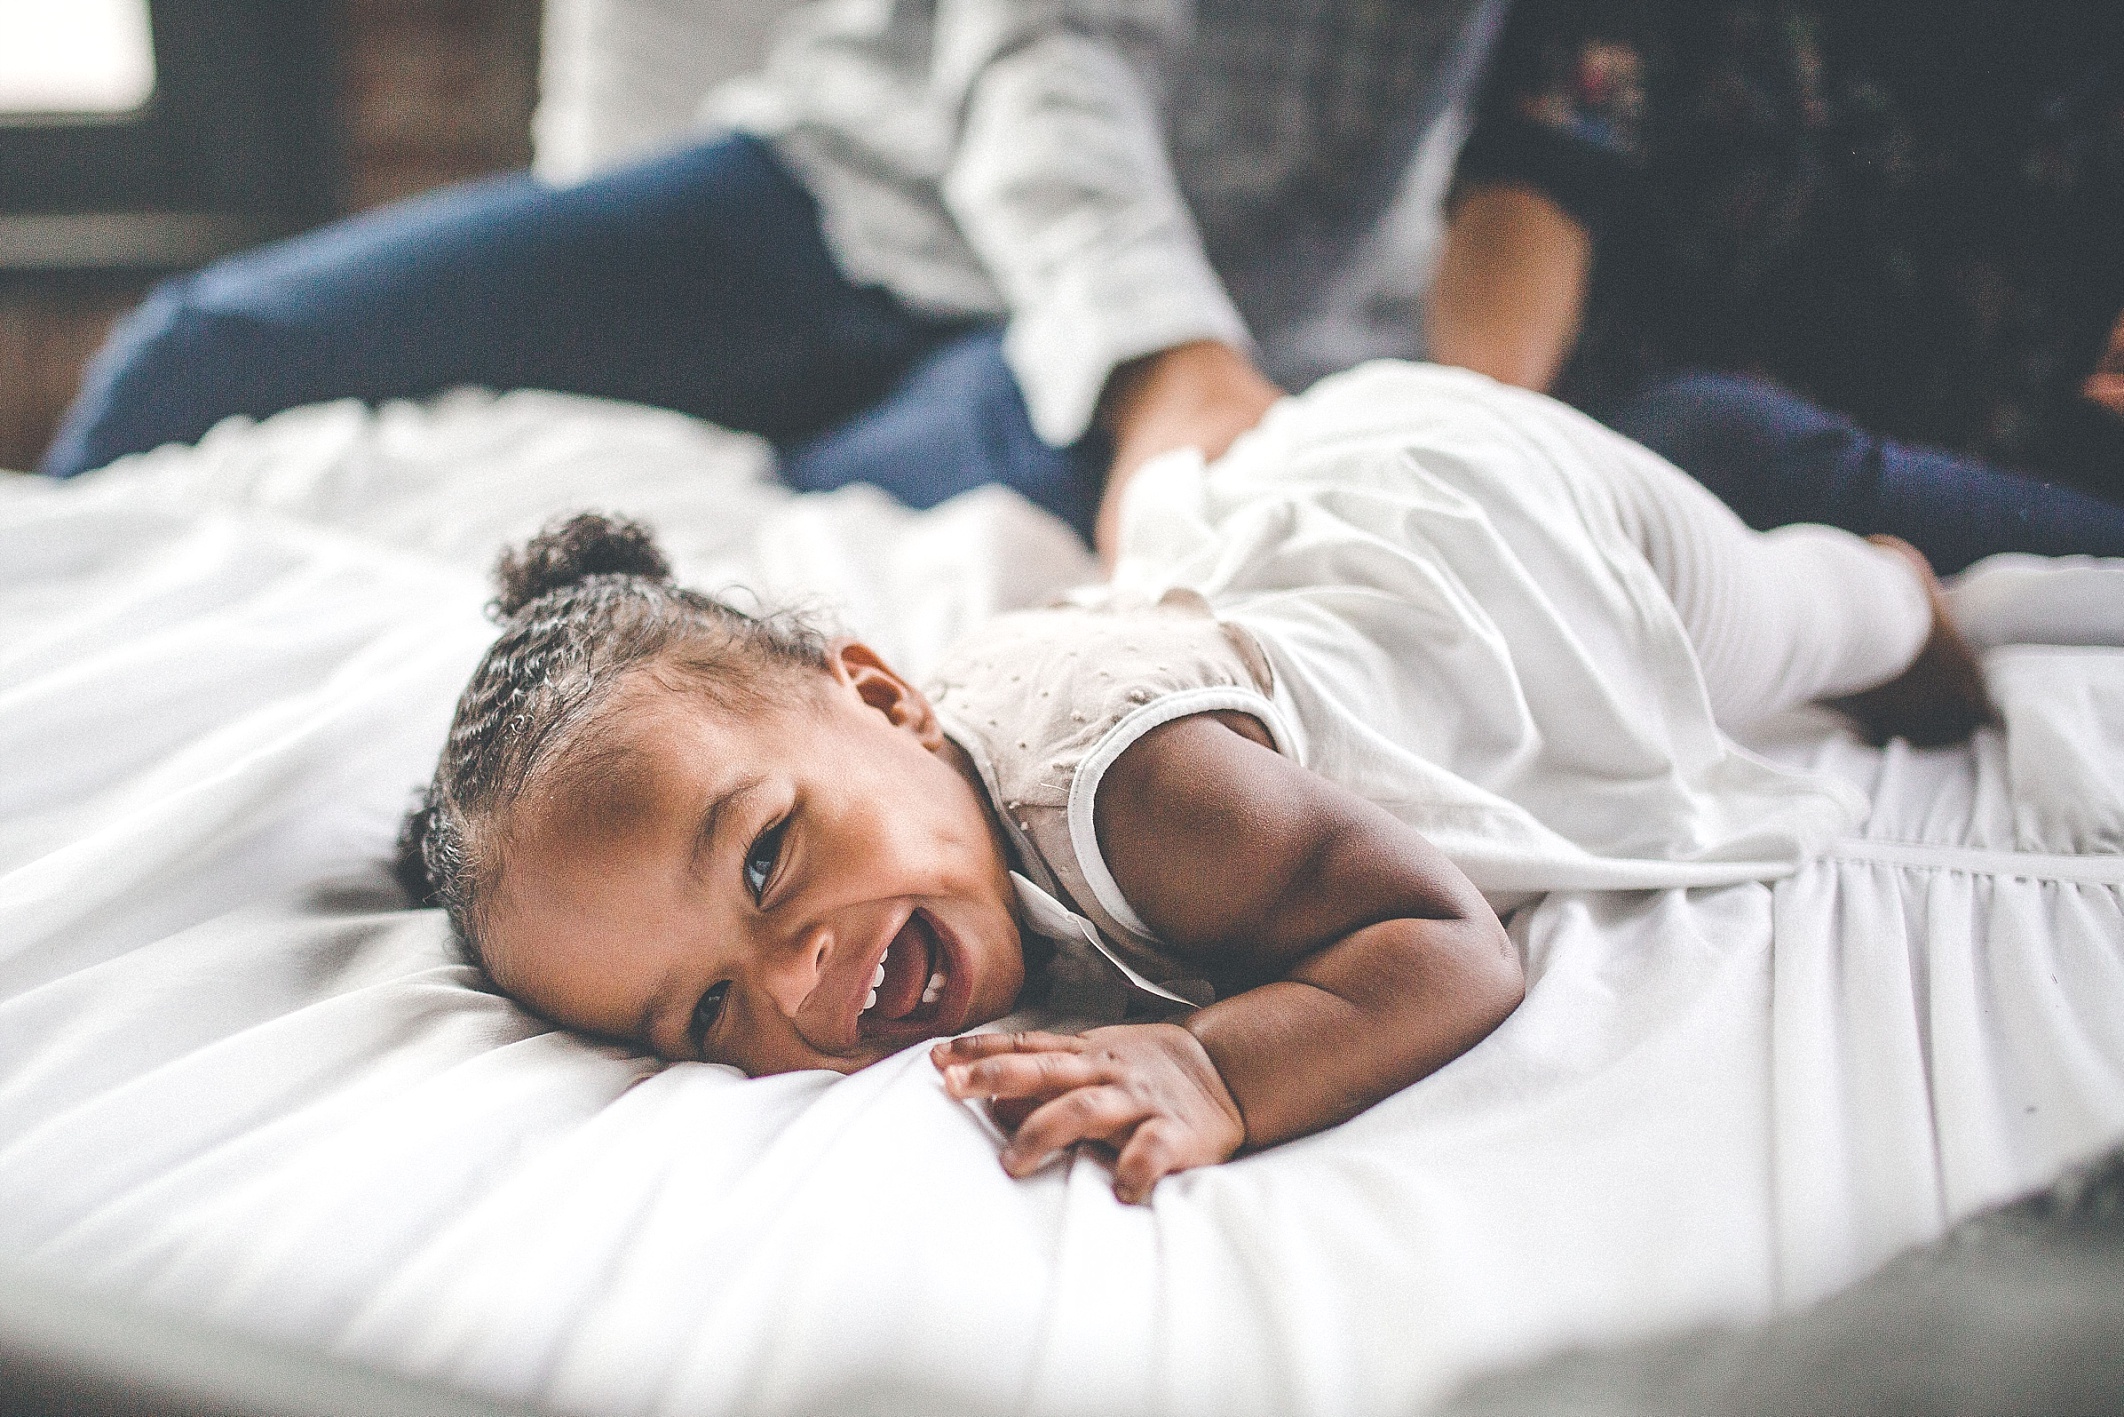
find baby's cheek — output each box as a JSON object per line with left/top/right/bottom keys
{"left": 718, "top": 1007, "right": 845, "bottom": 1077}
{"left": 970, "top": 933, "right": 1029, "bottom": 1026}
{"left": 731, "top": 1043, "right": 865, "bottom": 1077}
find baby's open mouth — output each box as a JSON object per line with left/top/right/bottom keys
{"left": 858, "top": 908, "right": 950, "bottom": 1037}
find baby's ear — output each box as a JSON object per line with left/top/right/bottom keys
{"left": 829, "top": 640, "right": 943, "bottom": 746}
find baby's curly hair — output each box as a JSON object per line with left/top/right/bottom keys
{"left": 396, "top": 511, "right": 827, "bottom": 952}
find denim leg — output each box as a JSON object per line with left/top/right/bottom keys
{"left": 779, "top": 326, "right": 1109, "bottom": 542}
{"left": 41, "top": 133, "right": 931, "bottom": 478}
{"left": 1611, "top": 371, "right": 2124, "bottom": 575}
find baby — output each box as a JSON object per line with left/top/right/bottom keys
{"left": 397, "top": 365, "right": 1990, "bottom": 1202}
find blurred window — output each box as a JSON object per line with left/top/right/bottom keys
{"left": 0, "top": 1, "right": 157, "bottom": 115}
{"left": 0, "top": 0, "right": 332, "bottom": 274}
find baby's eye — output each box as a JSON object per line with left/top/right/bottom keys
{"left": 743, "top": 819, "right": 787, "bottom": 903}
{"left": 690, "top": 980, "right": 731, "bottom": 1054}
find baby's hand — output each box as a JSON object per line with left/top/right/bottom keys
{"left": 932, "top": 1024, "right": 1245, "bottom": 1204}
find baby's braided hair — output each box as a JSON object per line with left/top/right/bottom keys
{"left": 395, "top": 512, "right": 828, "bottom": 952}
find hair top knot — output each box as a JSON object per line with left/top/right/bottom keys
{"left": 491, "top": 510, "right": 673, "bottom": 618}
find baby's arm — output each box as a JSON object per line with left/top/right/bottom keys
{"left": 935, "top": 711, "right": 1524, "bottom": 1198}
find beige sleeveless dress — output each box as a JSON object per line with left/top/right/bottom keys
{"left": 927, "top": 588, "right": 1292, "bottom": 1017}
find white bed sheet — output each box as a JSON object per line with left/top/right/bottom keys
{"left": 2, "top": 391, "right": 2121, "bottom": 1417}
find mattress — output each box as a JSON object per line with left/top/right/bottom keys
{"left": 2, "top": 390, "right": 2121, "bottom": 1417}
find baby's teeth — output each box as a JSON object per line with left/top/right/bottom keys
{"left": 864, "top": 988, "right": 878, "bottom": 1012}
{"left": 871, "top": 960, "right": 886, "bottom": 989}
{"left": 920, "top": 971, "right": 944, "bottom": 1005}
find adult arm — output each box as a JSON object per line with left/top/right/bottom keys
{"left": 939, "top": 5, "right": 1254, "bottom": 447}
{"left": 936, "top": 4, "right": 1281, "bottom": 560}
{"left": 1427, "top": 182, "right": 1592, "bottom": 392}
{"left": 1424, "top": 0, "right": 1652, "bottom": 391}
{"left": 937, "top": 712, "right": 1524, "bottom": 1198}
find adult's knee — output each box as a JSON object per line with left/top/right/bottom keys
{"left": 39, "top": 279, "right": 298, "bottom": 478}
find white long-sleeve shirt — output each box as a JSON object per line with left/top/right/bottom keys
{"left": 707, "top": 0, "right": 1497, "bottom": 446}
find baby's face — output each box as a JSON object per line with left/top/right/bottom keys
{"left": 481, "top": 645, "right": 1026, "bottom": 1074}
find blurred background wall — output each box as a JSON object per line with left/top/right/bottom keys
{"left": 0, "top": 0, "right": 541, "bottom": 473}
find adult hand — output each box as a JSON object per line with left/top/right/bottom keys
{"left": 2083, "top": 307, "right": 2124, "bottom": 421}
{"left": 933, "top": 1024, "right": 1246, "bottom": 1203}
{"left": 1096, "top": 340, "right": 1282, "bottom": 564}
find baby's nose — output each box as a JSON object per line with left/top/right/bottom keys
{"left": 754, "top": 922, "right": 832, "bottom": 1019}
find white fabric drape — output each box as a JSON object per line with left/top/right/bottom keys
{"left": 1113, "top": 364, "right": 1909, "bottom": 900}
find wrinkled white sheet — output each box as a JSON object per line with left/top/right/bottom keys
{"left": 2, "top": 390, "right": 2122, "bottom": 1417}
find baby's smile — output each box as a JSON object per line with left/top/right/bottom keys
{"left": 851, "top": 905, "right": 972, "bottom": 1047}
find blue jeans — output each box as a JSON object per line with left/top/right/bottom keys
{"left": 1611, "top": 371, "right": 2124, "bottom": 576}
{"left": 41, "top": 133, "right": 1107, "bottom": 539}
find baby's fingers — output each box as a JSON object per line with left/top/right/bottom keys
{"left": 939, "top": 1049, "right": 1105, "bottom": 1103}
{"left": 988, "top": 1095, "right": 1042, "bottom": 1133}
{"left": 1002, "top": 1086, "right": 1148, "bottom": 1177}
{"left": 932, "top": 1031, "right": 1087, "bottom": 1065}
{"left": 1112, "top": 1120, "right": 1190, "bottom": 1205}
